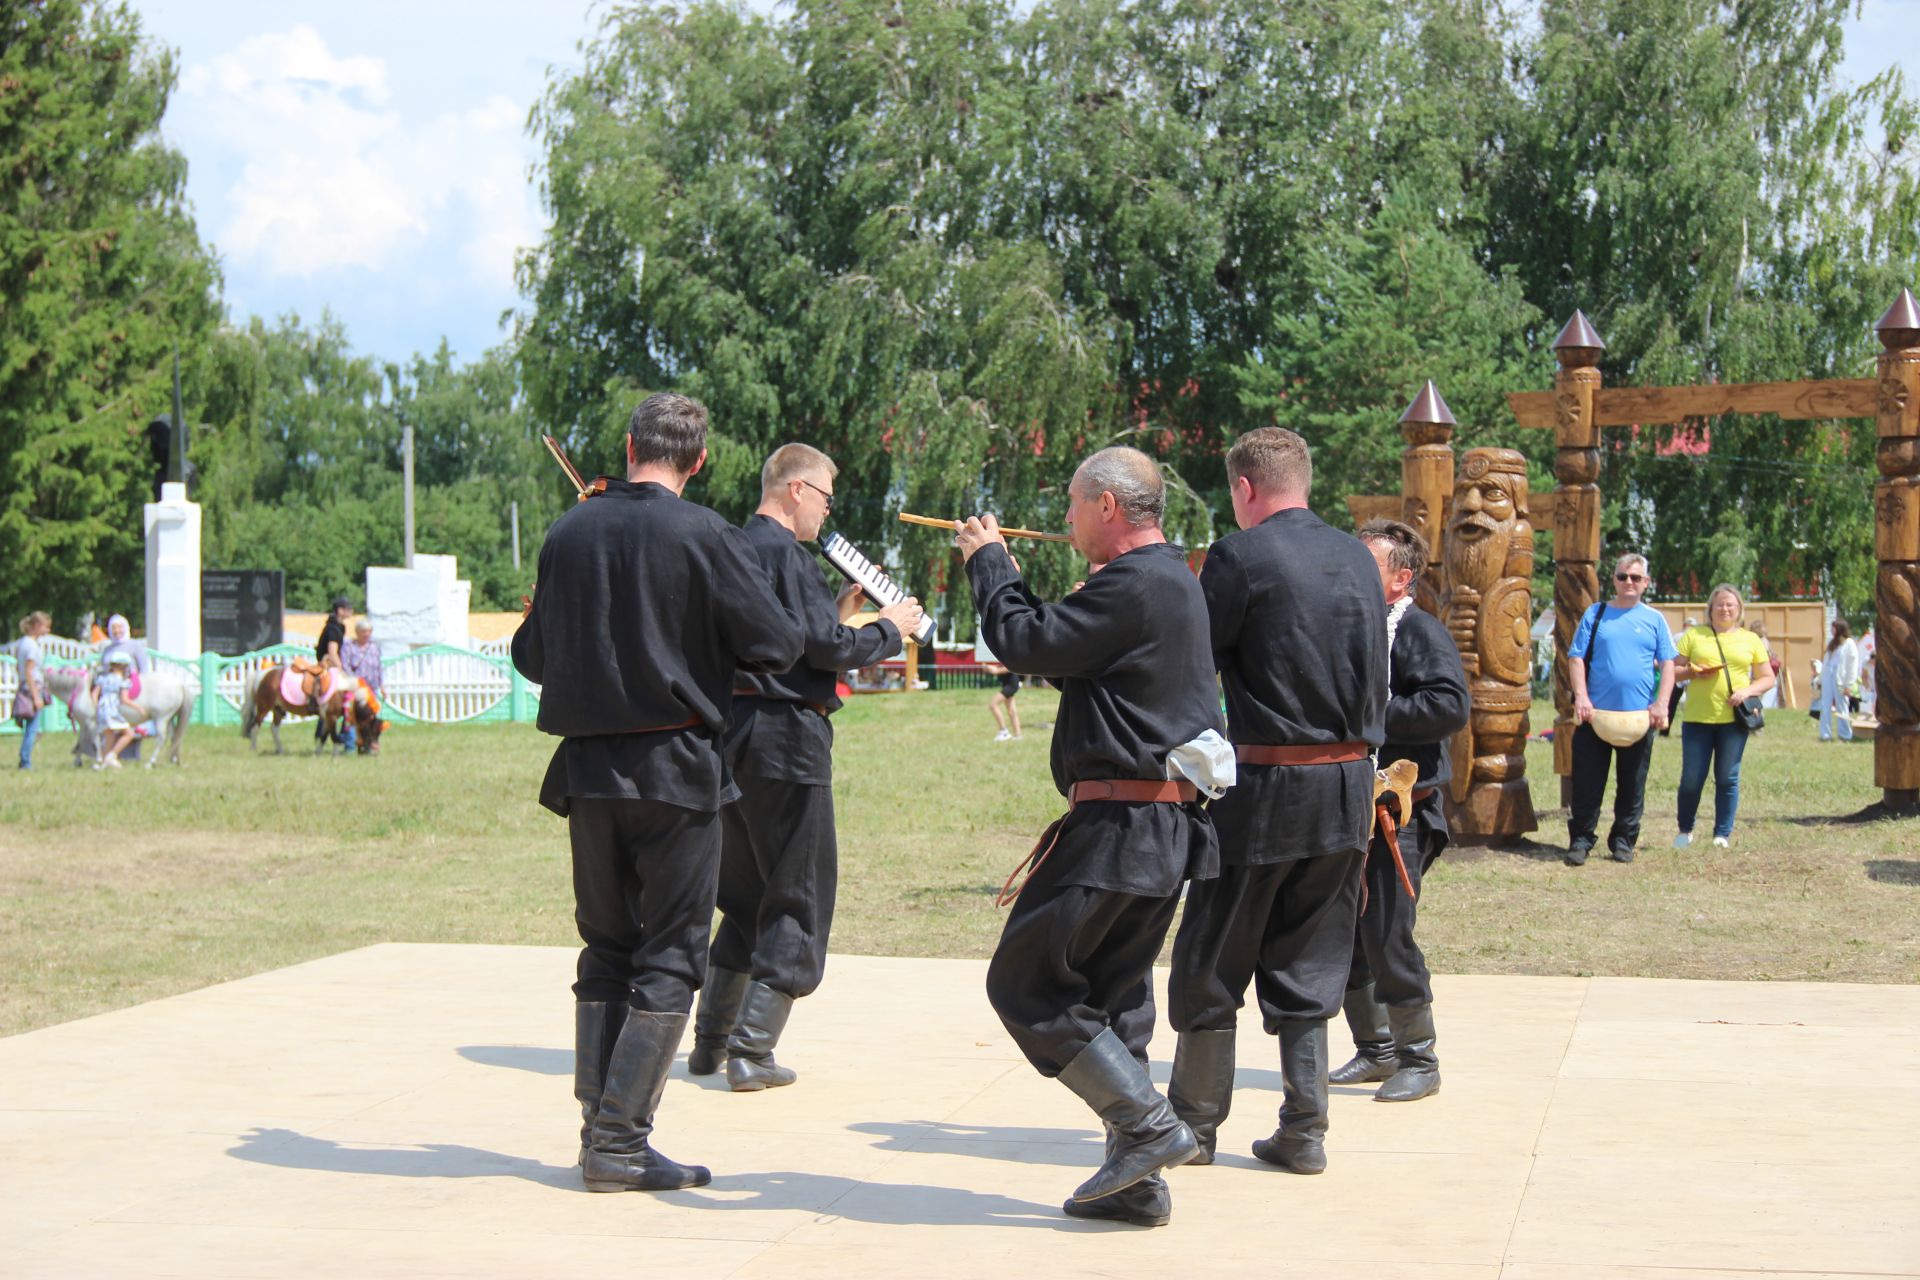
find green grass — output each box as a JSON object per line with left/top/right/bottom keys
{"left": 1, "top": 690, "right": 1915, "bottom": 1035}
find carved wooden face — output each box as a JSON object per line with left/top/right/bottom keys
{"left": 1446, "top": 470, "right": 1525, "bottom": 595}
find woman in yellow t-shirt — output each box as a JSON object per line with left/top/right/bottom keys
{"left": 1670, "top": 584, "right": 1777, "bottom": 849}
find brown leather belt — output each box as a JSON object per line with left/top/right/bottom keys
{"left": 1067, "top": 779, "right": 1199, "bottom": 805}
{"left": 998, "top": 779, "right": 1200, "bottom": 909}
{"left": 1235, "top": 742, "right": 1369, "bottom": 766}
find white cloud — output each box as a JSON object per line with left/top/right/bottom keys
{"left": 179, "top": 26, "right": 540, "bottom": 284}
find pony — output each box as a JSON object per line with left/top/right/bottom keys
{"left": 241, "top": 662, "right": 355, "bottom": 755}
{"left": 42, "top": 666, "right": 192, "bottom": 768}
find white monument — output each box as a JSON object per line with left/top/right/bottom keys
{"left": 143, "top": 481, "right": 202, "bottom": 657}
{"left": 367, "top": 553, "right": 472, "bottom": 649}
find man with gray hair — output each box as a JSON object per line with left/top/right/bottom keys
{"left": 1328, "top": 518, "right": 1469, "bottom": 1103}
{"left": 690, "top": 442, "right": 923, "bottom": 1092}
{"left": 1165, "top": 426, "right": 1387, "bottom": 1176}
{"left": 954, "top": 445, "right": 1223, "bottom": 1227}
{"left": 1564, "top": 551, "right": 1676, "bottom": 865}
{"left": 513, "top": 391, "right": 803, "bottom": 1194}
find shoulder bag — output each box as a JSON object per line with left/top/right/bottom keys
{"left": 1715, "top": 631, "right": 1765, "bottom": 733}
{"left": 1584, "top": 603, "right": 1651, "bottom": 747}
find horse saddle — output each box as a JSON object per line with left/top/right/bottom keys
{"left": 278, "top": 665, "right": 339, "bottom": 711}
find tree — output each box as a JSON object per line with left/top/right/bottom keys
{"left": 0, "top": 0, "right": 220, "bottom": 630}
{"left": 1489, "top": 0, "right": 1920, "bottom": 609}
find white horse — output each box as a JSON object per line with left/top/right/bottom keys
{"left": 42, "top": 667, "right": 192, "bottom": 768}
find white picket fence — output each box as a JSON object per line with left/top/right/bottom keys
{"left": 3, "top": 640, "right": 540, "bottom": 730}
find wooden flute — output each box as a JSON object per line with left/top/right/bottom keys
{"left": 896, "top": 512, "right": 1074, "bottom": 543}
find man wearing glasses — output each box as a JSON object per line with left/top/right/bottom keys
{"left": 1564, "top": 552, "right": 1678, "bottom": 865}
{"left": 690, "top": 443, "right": 925, "bottom": 1091}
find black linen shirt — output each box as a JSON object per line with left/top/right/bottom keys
{"left": 1203, "top": 508, "right": 1388, "bottom": 864}
{"left": 728, "top": 514, "right": 902, "bottom": 786}
{"left": 967, "top": 540, "right": 1222, "bottom": 895}
{"left": 510, "top": 480, "right": 803, "bottom": 816}
{"left": 1381, "top": 603, "right": 1471, "bottom": 844}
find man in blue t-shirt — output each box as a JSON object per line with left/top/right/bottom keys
{"left": 1564, "top": 552, "right": 1677, "bottom": 865}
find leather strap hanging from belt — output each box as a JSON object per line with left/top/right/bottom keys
{"left": 1235, "top": 742, "right": 1369, "bottom": 766}
{"left": 996, "top": 779, "right": 1200, "bottom": 908}
{"left": 1362, "top": 787, "right": 1435, "bottom": 913}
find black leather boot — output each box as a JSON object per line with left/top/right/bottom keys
{"left": 1166, "top": 1028, "right": 1235, "bottom": 1166}
{"left": 1061, "top": 1127, "right": 1172, "bottom": 1226}
{"left": 725, "top": 981, "right": 799, "bottom": 1091}
{"left": 1329, "top": 983, "right": 1397, "bottom": 1085}
{"left": 1056, "top": 1028, "right": 1199, "bottom": 1202}
{"left": 581, "top": 1010, "right": 711, "bottom": 1191}
{"left": 1376, "top": 1004, "right": 1441, "bottom": 1102}
{"left": 1251, "top": 1019, "right": 1330, "bottom": 1175}
{"left": 687, "top": 967, "right": 748, "bottom": 1077}
{"left": 573, "top": 1000, "right": 628, "bottom": 1163}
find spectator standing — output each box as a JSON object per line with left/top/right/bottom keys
{"left": 1861, "top": 626, "right": 1877, "bottom": 715}
{"left": 335, "top": 620, "right": 383, "bottom": 753}
{"left": 12, "top": 612, "right": 52, "bottom": 769}
{"left": 340, "top": 621, "right": 384, "bottom": 694}
{"left": 1749, "top": 620, "right": 1783, "bottom": 709}
{"left": 985, "top": 662, "right": 1022, "bottom": 741}
{"left": 96, "top": 614, "right": 151, "bottom": 672}
{"left": 1814, "top": 619, "right": 1860, "bottom": 743}
{"left": 1672, "top": 585, "right": 1776, "bottom": 848}
{"left": 94, "top": 614, "right": 151, "bottom": 762}
{"left": 1563, "top": 553, "right": 1677, "bottom": 865}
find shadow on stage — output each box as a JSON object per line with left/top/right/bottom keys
{"left": 457, "top": 1044, "right": 571, "bottom": 1075}
{"left": 225, "top": 1128, "right": 1105, "bottom": 1229}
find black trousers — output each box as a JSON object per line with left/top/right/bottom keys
{"left": 711, "top": 777, "right": 837, "bottom": 998}
{"left": 569, "top": 797, "right": 720, "bottom": 1013}
{"left": 1345, "top": 823, "right": 1438, "bottom": 1007}
{"left": 1568, "top": 722, "right": 1655, "bottom": 853}
{"left": 1168, "top": 850, "right": 1364, "bottom": 1034}
{"left": 985, "top": 882, "right": 1180, "bottom": 1076}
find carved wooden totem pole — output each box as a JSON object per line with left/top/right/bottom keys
{"left": 1399, "top": 380, "right": 1455, "bottom": 616}
{"left": 1876, "top": 289, "right": 1920, "bottom": 809}
{"left": 1442, "top": 448, "right": 1538, "bottom": 840}
{"left": 1549, "top": 312, "right": 1605, "bottom": 802}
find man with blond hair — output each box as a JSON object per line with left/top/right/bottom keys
{"left": 690, "top": 442, "right": 924, "bottom": 1092}
{"left": 1166, "top": 427, "right": 1387, "bottom": 1176}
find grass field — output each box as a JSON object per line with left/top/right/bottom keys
{"left": 2, "top": 688, "right": 1916, "bottom": 1036}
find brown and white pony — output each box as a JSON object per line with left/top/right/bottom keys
{"left": 241, "top": 662, "right": 357, "bottom": 755}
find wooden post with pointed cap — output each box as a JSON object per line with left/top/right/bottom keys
{"left": 1550, "top": 311, "right": 1605, "bottom": 799}
{"left": 1398, "top": 380, "right": 1455, "bottom": 615}
{"left": 1874, "top": 288, "right": 1920, "bottom": 809}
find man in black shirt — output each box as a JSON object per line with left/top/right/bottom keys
{"left": 1166, "top": 427, "right": 1387, "bottom": 1175}
{"left": 957, "top": 446, "right": 1223, "bottom": 1228}
{"left": 1331, "top": 519, "right": 1469, "bottom": 1103}
{"left": 511, "top": 393, "right": 802, "bottom": 1193}
{"left": 690, "top": 443, "right": 923, "bottom": 1091}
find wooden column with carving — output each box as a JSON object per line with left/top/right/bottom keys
{"left": 1875, "top": 289, "right": 1920, "bottom": 809}
{"left": 1399, "top": 380, "right": 1455, "bottom": 616}
{"left": 1550, "top": 312, "right": 1605, "bottom": 802}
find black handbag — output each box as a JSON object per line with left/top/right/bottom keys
{"left": 1714, "top": 632, "right": 1764, "bottom": 733}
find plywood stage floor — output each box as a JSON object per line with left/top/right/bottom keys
{"left": 4, "top": 944, "right": 1917, "bottom": 1278}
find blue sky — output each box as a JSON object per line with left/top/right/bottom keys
{"left": 133, "top": 1, "right": 1919, "bottom": 369}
